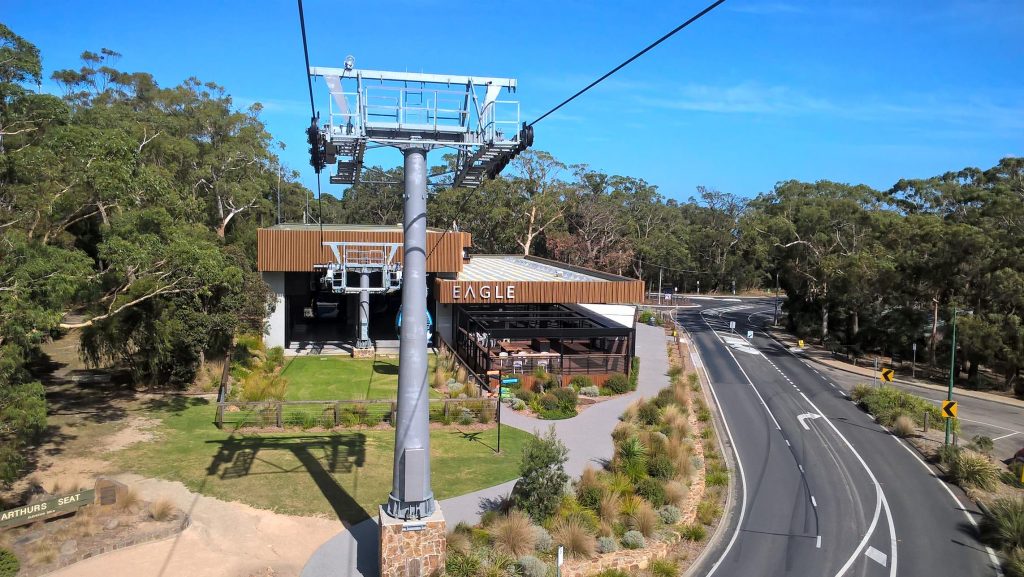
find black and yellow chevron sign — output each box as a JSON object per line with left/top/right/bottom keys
{"left": 941, "top": 400, "right": 958, "bottom": 418}
{"left": 880, "top": 368, "right": 895, "bottom": 382}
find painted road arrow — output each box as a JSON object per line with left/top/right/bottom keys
{"left": 798, "top": 413, "right": 822, "bottom": 430}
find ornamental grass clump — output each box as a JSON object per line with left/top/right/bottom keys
{"left": 599, "top": 492, "right": 622, "bottom": 526}
{"left": 551, "top": 516, "right": 597, "bottom": 559}
{"left": 650, "top": 558, "right": 680, "bottom": 577}
{"left": 949, "top": 449, "right": 1000, "bottom": 491}
{"left": 980, "top": 497, "right": 1024, "bottom": 551}
{"left": 490, "top": 510, "right": 536, "bottom": 557}
{"left": 627, "top": 498, "right": 660, "bottom": 537}
{"left": 664, "top": 481, "right": 689, "bottom": 508}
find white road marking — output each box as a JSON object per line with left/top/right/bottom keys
{"left": 799, "top": 464, "right": 805, "bottom": 473}
{"left": 685, "top": 327, "right": 750, "bottom": 577}
{"left": 817, "top": 535, "right": 822, "bottom": 548}
{"left": 798, "top": 413, "right": 822, "bottom": 430}
{"left": 690, "top": 352, "right": 703, "bottom": 369}
{"left": 786, "top": 440, "right": 791, "bottom": 446}
{"left": 993, "top": 432, "right": 1019, "bottom": 441}
{"left": 866, "top": 546, "right": 888, "bottom": 567}
{"left": 890, "top": 436, "right": 1005, "bottom": 575}
{"left": 811, "top": 496, "right": 817, "bottom": 508}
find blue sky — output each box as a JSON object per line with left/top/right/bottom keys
{"left": 6, "top": 0, "right": 1022, "bottom": 202}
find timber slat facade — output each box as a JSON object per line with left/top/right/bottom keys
{"left": 257, "top": 228, "right": 472, "bottom": 273}
{"left": 434, "top": 279, "right": 644, "bottom": 304}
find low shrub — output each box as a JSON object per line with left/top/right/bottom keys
{"left": 696, "top": 407, "right": 712, "bottom": 422}
{"left": 579, "top": 385, "right": 601, "bottom": 397}
{"left": 697, "top": 499, "right": 721, "bottom": 525}
{"left": 681, "top": 523, "right": 707, "bottom": 541}
{"left": 0, "top": 549, "right": 20, "bottom": 577}
{"left": 517, "top": 555, "right": 548, "bottom": 577}
{"left": 594, "top": 570, "right": 630, "bottom": 577}
{"left": 687, "top": 372, "right": 699, "bottom": 391}
{"left": 509, "top": 398, "right": 527, "bottom": 411}
{"left": 706, "top": 462, "right": 729, "bottom": 487}
{"left": 577, "top": 484, "right": 603, "bottom": 510}
{"left": 533, "top": 525, "right": 553, "bottom": 553}
{"left": 650, "top": 558, "right": 680, "bottom": 577}
{"left": 630, "top": 357, "right": 640, "bottom": 391}
{"left": 949, "top": 449, "right": 999, "bottom": 491}
{"left": 597, "top": 535, "right": 619, "bottom": 554}
{"left": 515, "top": 427, "right": 569, "bottom": 522}
{"left": 605, "top": 374, "right": 631, "bottom": 395}
{"left": 636, "top": 477, "right": 667, "bottom": 507}
{"left": 552, "top": 386, "right": 578, "bottom": 409}
{"left": 648, "top": 453, "right": 677, "bottom": 480}
{"left": 458, "top": 411, "right": 475, "bottom": 426}
{"left": 853, "top": 385, "right": 952, "bottom": 431}
{"left": 970, "top": 435, "right": 995, "bottom": 455}
{"left": 148, "top": 497, "right": 176, "bottom": 521}
{"left": 892, "top": 415, "right": 915, "bottom": 437}
{"left": 980, "top": 497, "right": 1024, "bottom": 551}
{"left": 621, "top": 530, "right": 646, "bottom": 549}
{"left": 638, "top": 402, "right": 661, "bottom": 426}
{"left": 517, "top": 389, "right": 536, "bottom": 404}
{"left": 491, "top": 510, "right": 536, "bottom": 557}
{"left": 665, "top": 481, "right": 688, "bottom": 507}
{"left": 654, "top": 387, "right": 676, "bottom": 409}
{"left": 658, "top": 505, "right": 681, "bottom": 525}
{"left": 628, "top": 499, "right": 660, "bottom": 537}
{"left": 551, "top": 516, "right": 597, "bottom": 559}
{"left": 570, "top": 375, "right": 594, "bottom": 390}
{"left": 445, "top": 550, "right": 482, "bottom": 577}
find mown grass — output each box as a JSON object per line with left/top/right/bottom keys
{"left": 116, "top": 397, "right": 530, "bottom": 523}
{"left": 281, "top": 356, "right": 440, "bottom": 401}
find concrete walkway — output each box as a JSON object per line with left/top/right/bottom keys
{"left": 301, "top": 323, "right": 671, "bottom": 577}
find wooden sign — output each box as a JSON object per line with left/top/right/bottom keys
{"left": 0, "top": 489, "right": 95, "bottom": 529}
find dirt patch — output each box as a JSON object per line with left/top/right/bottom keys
{"left": 101, "top": 416, "right": 161, "bottom": 452}
{"left": 44, "top": 475, "right": 340, "bottom": 577}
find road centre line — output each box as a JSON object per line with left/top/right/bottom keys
{"left": 761, "top": 332, "right": 896, "bottom": 577}
{"left": 707, "top": 313, "right": 885, "bottom": 577}
{"left": 992, "top": 432, "right": 1019, "bottom": 441}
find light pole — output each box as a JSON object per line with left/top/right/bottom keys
{"left": 945, "top": 307, "right": 958, "bottom": 447}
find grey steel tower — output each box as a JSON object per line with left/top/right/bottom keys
{"left": 307, "top": 63, "right": 532, "bottom": 520}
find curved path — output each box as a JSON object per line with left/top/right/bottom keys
{"left": 301, "top": 323, "right": 670, "bottom": 577}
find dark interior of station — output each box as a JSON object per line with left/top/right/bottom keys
{"left": 282, "top": 271, "right": 406, "bottom": 347}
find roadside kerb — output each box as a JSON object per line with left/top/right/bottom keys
{"left": 766, "top": 329, "right": 1024, "bottom": 410}
{"left": 673, "top": 320, "right": 741, "bottom": 577}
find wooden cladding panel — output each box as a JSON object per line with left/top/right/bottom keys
{"left": 434, "top": 280, "right": 644, "bottom": 304}
{"left": 257, "top": 229, "right": 471, "bottom": 273}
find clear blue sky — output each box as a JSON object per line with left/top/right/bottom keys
{"left": 6, "top": 0, "right": 1022, "bottom": 202}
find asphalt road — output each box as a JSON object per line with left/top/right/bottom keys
{"left": 679, "top": 297, "right": 1003, "bottom": 577}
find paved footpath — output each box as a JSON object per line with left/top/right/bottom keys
{"left": 301, "top": 323, "right": 671, "bottom": 577}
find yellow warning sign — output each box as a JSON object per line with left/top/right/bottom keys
{"left": 880, "top": 368, "right": 895, "bottom": 382}
{"left": 798, "top": 340, "right": 805, "bottom": 348}
{"left": 941, "top": 400, "right": 958, "bottom": 418}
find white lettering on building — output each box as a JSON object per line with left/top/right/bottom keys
{"left": 451, "top": 284, "right": 516, "bottom": 301}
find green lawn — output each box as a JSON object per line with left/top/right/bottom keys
{"left": 281, "top": 356, "right": 441, "bottom": 401}
{"left": 116, "top": 397, "right": 530, "bottom": 523}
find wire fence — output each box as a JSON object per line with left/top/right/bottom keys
{"left": 216, "top": 398, "right": 499, "bottom": 430}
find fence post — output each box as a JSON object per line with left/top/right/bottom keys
{"left": 444, "top": 400, "right": 450, "bottom": 419}
{"left": 391, "top": 401, "right": 397, "bottom": 425}
{"left": 216, "top": 403, "right": 224, "bottom": 429}
{"left": 333, "top": 402, "right": 340, "bottom": 427}
{"left": 923, "top": 410, "right": 929, "bottom": 432}
{"left": 276, "top": 402, "right": 283, "bottom": 428}
{"left": 952, "top": 432, "right": 958, "bottom": 448}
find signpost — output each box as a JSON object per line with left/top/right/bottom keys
{"left": 798, "top": 339, "right": 805, "bottom": 348}
{"left": 941, "top": 400, "right": 958, "bottom": 418}
{"left": 746, "top": 330, "right": 754, "bottom": 340}
{"left": 912, "top": 342, "right": 917, "bottom": 379}
{"left": 729, "top": 320, "right": 736, "bottom": 333}
{"left": 0, "top": 489, "right": 95, "bottom": 529}
{"left": 880, "top": 368, "right": 895, "bottom": 382}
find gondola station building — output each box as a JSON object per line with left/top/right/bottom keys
{"left": 258, "top": 224, "right": 643, "bottom": 388}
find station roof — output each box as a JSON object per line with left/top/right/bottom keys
{"left": 266, "top": 223, "right": 447, "bottom": 233}
{"left": 458, "top": 256, "right": 603, "bottom": 282}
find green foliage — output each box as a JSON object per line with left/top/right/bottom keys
{"left": 649, "top": 558, "right": 680, "bottom": 577}
{"left": 569, "top": 375, "right": 593, "bottom": 389}
{"left": 605, "top": 374, "right": 631, "bottom": 395}
{"left": 851, "top": 386, "right": 952, "bottom": 431}
{"left": 947, "top": 449, "right": 999, "bottom": 491}
{"left": 658, "top": 505, "right": 681, "bottom": 525}
{"left": 980, "top": 497, "right": 1024, "bottom": 551}
{"left": 0, "top": 548, "right": 20, "bottom": 577}
{"left": 621, "top": 530, "right": 645, "bottom": 549}
{"left": 970, "top": 435, "right": 995, "bottom": 455}
{"left": 579, "top": 385, "right": 600, "bottom": 397}
{"left": 596, "top": 535, "right": 618, "bottom": 554}
{"left": 514, "top": 427, "right": 569, "bottom": 523}
{"left": 630, "top": 357, "right": 640, "bottom": 391}
{"left": 594, "top": 570, "right": 630, "bottom": 577}
{"left": 577, "top": 484, "right": 603, "bottom": 511}
{"left": 647, "top": 453, "right": 676, "bottom": 480}
{"left": 637, "top": 401, "right": 660, "bottom": 426}
{"left": 635, "top": 478, "right": 666, "bottom": 507}
{"left": 445, "top": 549, "right": 482, "bottom": 577}
{"left": 516, "top": 555, "right": 547, "bottom": 577}
{"left": 681, "top": 524, "right": 707, "bottom": 541}
{"left": 697, "top": 499, "right": 722, "bottom": 525}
